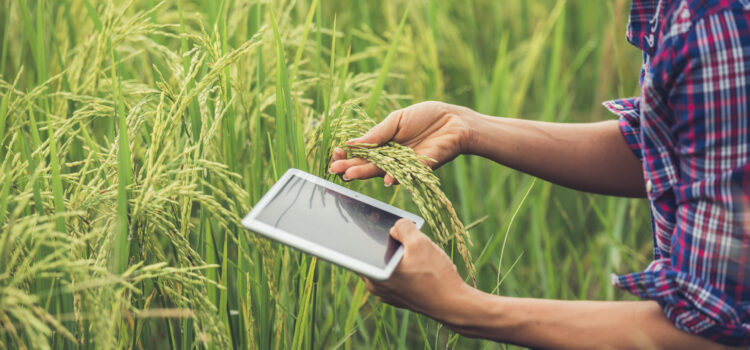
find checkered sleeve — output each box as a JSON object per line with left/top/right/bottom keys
{"left": 603, "top": 97, "right": 643, "bottom": 160}
{"left": 613, "top": 9, "right": 750, "bottom": 346}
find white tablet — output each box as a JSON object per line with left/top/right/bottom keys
{"left": 242, "top": 168, "right": 424, "bottom": 281}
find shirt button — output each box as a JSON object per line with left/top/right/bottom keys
{"left": 646, "top": 180, "right": 653, "bottom": 193}
{"left": 612, "top": 103, "right": 624, "bottom": 110}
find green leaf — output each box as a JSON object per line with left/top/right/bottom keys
{"left": 0, "top": 81, "right": 11, "bottom": 150}
{"left": 365, "top": 5, "right": 410, "bottom": 118}
{"left": 290, "top": 0, "right": 319, "bottom": 83}
{"left": 81, "top": 0, "right": 103, "bottom": 31}
{"left": 271, "top": 11, "right": 295, "bottom": 173}
{"left": 112, "top": 45, "right": 132, "bottom": 274}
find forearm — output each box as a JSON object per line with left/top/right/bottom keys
{"left": 464, "top": 114, "right": 645, "bottom": 197}
{"left": 438, "top": 285, "right": 737, "bottom": 350}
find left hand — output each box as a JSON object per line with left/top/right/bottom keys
{"left": 362, "top": 219, "right": 471, "bottom": 323}
{"left": 330, "top": 101, "right": 477, "bottom": 185}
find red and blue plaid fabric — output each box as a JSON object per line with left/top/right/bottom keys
{"left": 603, "top": 0, "right": 750, "bottom": 346}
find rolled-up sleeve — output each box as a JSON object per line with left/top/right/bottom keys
{"left": 612, "top": 10, "right": 750, "bottom": 346}
{"left": 612, "top": 256, "right": 750, "bottom": 345}
{"left": 603, "top": 97, "right": 643, "bottom": 160}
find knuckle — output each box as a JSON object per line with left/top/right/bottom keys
{"left": 389, "top": 108, "right": 407, "bottom": 126}
{"left": 387, "top": 108, "right": 404, "bottom": 120}
{"left": 362, "top": 278, "right": 375, "bottom": 291}
{"left": 404, "top": 236, "right": 421, "bottom": 248}
{"left": 394, "top": 222, "right": 411, "bottom": 237}
{"left": 365, "top": 163, "right": 382, "bottom": 174}
{"left": 394, "top": 218, "right": 412, "bottom": 229}
{"left": 344, "top": 167, "right": 357, "bottom": 177}
{"left": 435, "top": 102, "right": 452, "bottom": 117}
{"left": 413, "top": 234, "right": 430, "bottom": 246}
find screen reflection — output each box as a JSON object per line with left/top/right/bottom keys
{"left": 254, "top": 175, "right": 402, "bottom": 268}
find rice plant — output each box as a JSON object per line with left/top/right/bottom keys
{"left": 0, "top": 0, "right": 653, "bottom": 348}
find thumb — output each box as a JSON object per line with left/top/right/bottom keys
{"left": 389, "top": 218, "right": 420, "bottom": 245}
{"left": 347, "top": 109, "right": 402, "bottom": 146}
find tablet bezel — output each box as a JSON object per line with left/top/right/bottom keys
{"left": 241, "top": 168, "right": 424, "bottom": 281}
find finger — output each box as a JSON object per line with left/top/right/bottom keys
{"left": 346, "top": 109, "right": 403, "bottom": 146}
{"left": 384, "top": 174, "right": 400, "bottom": 186}
{"left": 377, "top": 296, "right": 393, "bottom": 305}
{"left": 361, "top": 276, "right": 377, "bottom": 294}
{"left": 411, "top": 146, "right": 441, "bottom": 169}
{"left": 378, "top": 296, "right": 407, "bottom": 309}
{"left": 390, "top": 218, "right": 421, "bottom": 245}
{"left": 331, "top": 147, "right": 347, "bottom": 161}
{"left": 380, "top": 297, "right": 409, "bottom": 310}
{"left": 344, "top": 163, "right": 385, "bottom": 180}
{"left": 330, "top": 158, "right": 369, "bottom": 175}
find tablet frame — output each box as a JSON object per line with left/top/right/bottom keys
{"left": 241, "top": 168, "right": 424, "bottom": 281}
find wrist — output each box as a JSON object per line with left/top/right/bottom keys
{"left": 451, "top": 106, "right": 487, "bottom": 156}
{"left": 462, "top": 113, "right": 514, "bottom": 160}
{"left": 435, "top": 283, "right": 504, "bottom": 337}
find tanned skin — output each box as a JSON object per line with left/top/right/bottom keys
{"left": 330, "top": 101, "right": 740, "bottom": 350}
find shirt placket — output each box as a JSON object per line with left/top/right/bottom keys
{"left": 640, "top": 0, "right": 680, "bottom": 258}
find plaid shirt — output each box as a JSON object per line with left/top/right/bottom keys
{"left": 603, "top": 0, "right": 750, "bottom": 346}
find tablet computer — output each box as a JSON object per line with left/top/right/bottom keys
{"left": 241, "top": 168, "right": 424, "bottom": 281}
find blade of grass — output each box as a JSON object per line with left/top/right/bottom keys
{"left": 270, "top": 10, "right": 296, "bottom": 171}
{"left": 81, "top": 0, "right": 103, "bottom": 31}
{"left": 364, "top": 5, "right": 410, "bottom": 118}
{"left": 476, "top": 178, "right": 536, "bottom": 268}
{"left": 218, "top": 230, "right": 237, "bottom": 348}
{"left": 34, "top": 0, "right": 47, "bottom": 83}
{"left": 0, "top": 76, "right": 13, "bottom": 152}
{"left": 176, "top": 0, "right": 203, "bottom": 144}
{"left": 541, "top": 4, "right": 565, "bottom": 122}
{"left": 291, "top": 258, "right": 317, "bottom": 350}
{"left": 47, "top": 113, "right": 66, "bottom": 234}
{"left": 16, "top": 0, "right": 44, "bottom": 83}
{"left": 0, "top": 0, "right": 11, "bottom": 75}
{"left": 344, "top": 280, "right": 367, "bottom": 350}
{"left": 290, "top": 0, "right": 318, "bottom": 83}
{"left": 21, "top": 109, "right": 43, "bottom": 214}
{"left": 112, "top": 44, "right": 132, "bottom": 274}
{"left": 0, "top": 146, "right": 11, "bottom": 230}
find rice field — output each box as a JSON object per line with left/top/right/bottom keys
{"left": 0, "top": 0, "right": 654, "bottom": 349}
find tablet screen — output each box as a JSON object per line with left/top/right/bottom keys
{"left": 254, "top": 174, "right": 402, "bottom": 268}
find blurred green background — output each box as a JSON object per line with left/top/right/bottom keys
{"left": 0, "top": 0, "right": 653, "bottom": 348}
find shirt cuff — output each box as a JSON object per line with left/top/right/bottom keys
{"left": 612, "top": 263, "right": 750, "bottom": 346}
{"left": 602, "top": 97, "right": 643, "bottom": 160}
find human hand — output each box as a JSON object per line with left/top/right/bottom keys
{"left": 329, "top": 101, "right": 478, "bottom": 185}
{"left": 362, "top": 219, "right": 471, "bottom": 324}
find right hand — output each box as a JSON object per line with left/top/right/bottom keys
{"left": 329, "top": 101, "right": 478, "bottom": 185}
{"left": 361, "top": 219, "right": 471, "bottom": 322}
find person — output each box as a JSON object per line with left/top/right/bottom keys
{"left": 329, "top": 0, "right": 750, "bottom": 348}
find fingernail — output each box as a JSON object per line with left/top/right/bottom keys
{"left": 385, "top": 179, "right": 392, "bottom": 187}
{"left": 342, "top": 175, "right": 350, "bottom": 181}
{"left": 328, "top": 168, "right": 335, "bottom": 174}
{"left": 346, "top": 138, "right": 360, "bottom": 144}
